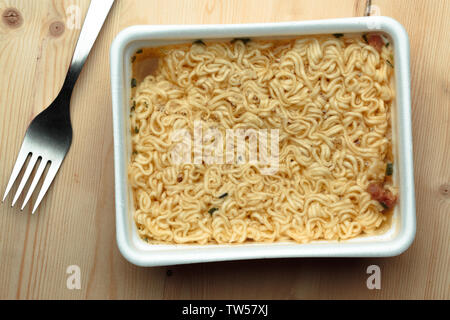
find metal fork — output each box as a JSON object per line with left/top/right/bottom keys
{"left": 2, "top": 0, "right": 115, "bottom": 213}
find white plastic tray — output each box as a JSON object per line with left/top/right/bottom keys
{"left": 110, "top": 16, "right": 415, "bottom": 266}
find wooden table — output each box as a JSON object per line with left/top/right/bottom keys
{"left": 0, "top": 0, "right": 448, "bottom": 299}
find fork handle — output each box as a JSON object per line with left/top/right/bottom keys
{"left": 61, "top": 0, "right": 115, "bottom": 96}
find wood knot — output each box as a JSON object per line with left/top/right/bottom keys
{"left": 49, "top": 21, "right": 65, "bottom": 37}
{"left": 439, "top": 184, "right": 450, "bottom": 197}
{"left": 2, "top": 8, "right": 23, "bottom": 28}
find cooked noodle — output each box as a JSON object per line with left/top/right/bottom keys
{"left": 129, "top": 35, "right": 396, "bottom": 244}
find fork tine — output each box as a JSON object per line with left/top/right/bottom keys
{"left": 2, "top": 144, "right": 31, "bottom": 202}
{"left": 11, "top": 154, "right": 39, "bottom": 207}
{"left": 32, "top": 160, "right": 62, "bottom": 214}
{"left": 21, "top": 158, "right": 49, "bottom": 211}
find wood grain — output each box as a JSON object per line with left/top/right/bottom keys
{"left": 0, "top": 0, "right": 448, "bottom": 299}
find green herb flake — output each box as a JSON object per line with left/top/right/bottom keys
{"left": 218, "top": 193, "right": 228, "bottom": 199}
{"left": 362, "top": 34, "right": 368, "bottom": 44}
{"left": 333, "top": 33, "right": 344, "bottom": 38}
{"left": 380, "top": 201, "right": 389, "bottom": 210}
{"left": 386, "top": 163, "right": 393, "bottom": 176}
{"left": 208, "top": 207, "right": 219, "bottom": 215}
{"left": 134, "top": 126, "right": 139, "bottom": 134}
{"left": 131, "top": 101, "right": 136, "bottom": 112}
{"left": 136, "top": 49, "right": 143, "bottom": 54}
{"left": 131, "top": 78, "right": 137, "bottom": 88}
{"left": 131, "top": 55, "right": 136, "bottom": 63}
{"left": 386, "top": 60, "right": 394, "bottom": 68}
{"left": 385, "top": 42, "right": 390, "bottom": 48}
{"left": 132, "top": 150, "right": 138, "bottom": 156}
{"left": 193, "top": 39, "right": 205, "bottom": 46}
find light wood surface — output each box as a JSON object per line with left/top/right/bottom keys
{"left": 0, "top": 0, "right": 448, "bottom": 300}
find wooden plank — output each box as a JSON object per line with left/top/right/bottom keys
{"left": 0, "top": 0, "right": 448, "bottom": 299}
